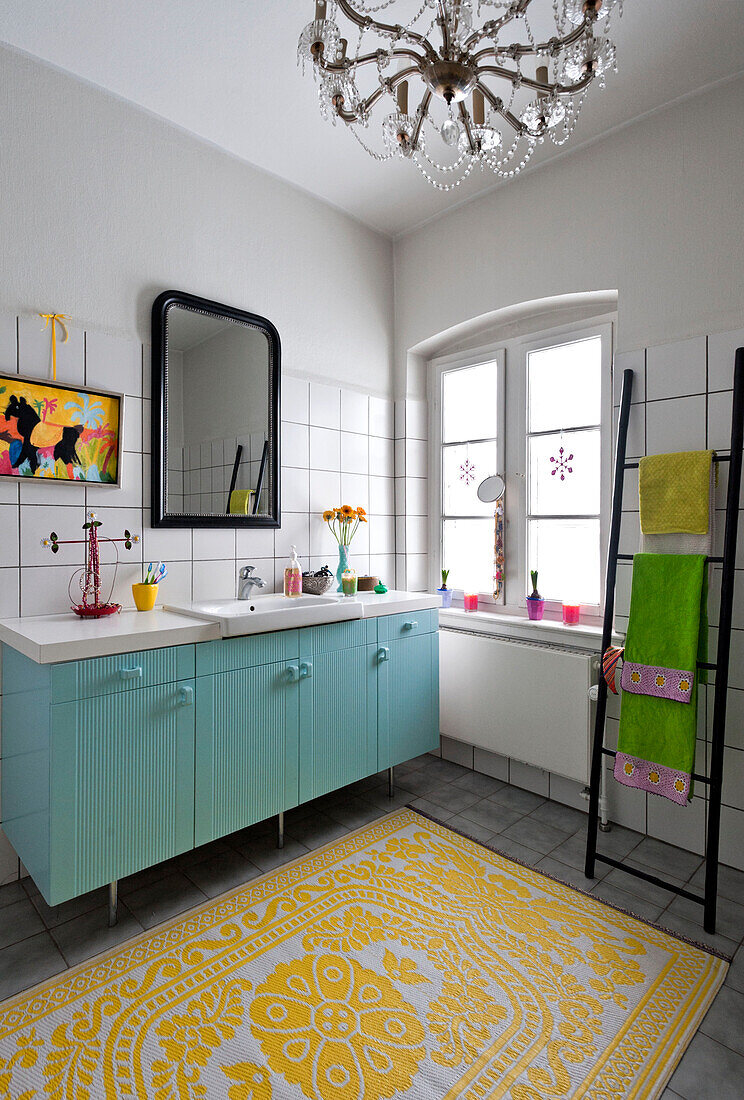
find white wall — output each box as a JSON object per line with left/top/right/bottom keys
{"left": 394, "top": 74, "right": 744, "bottom": 398}
{"left": 0, "top": 45, "right": 396, "bottom": 884}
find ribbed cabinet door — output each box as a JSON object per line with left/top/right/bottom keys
{"left": 195, "top": 662, "right": 299, "bottom": 846}
{"left": 379, "top": 632, "right": 440, "bottom": 769}
{"left": 299, "top": 643, "right": 378, "bottom": 803}
{"left": 50, "top": 682, "right": 195, "bottom": 903}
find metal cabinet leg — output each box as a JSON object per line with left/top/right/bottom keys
{"left": 388, "top": 766, "right": 394, "bottom": 799}
{"left": 277, "top": 811, "right": 285, "bottom": 849}
{"left": 108, "top": 881, "right": 118, "bottom": 927}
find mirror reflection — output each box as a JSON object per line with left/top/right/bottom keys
{"left": 164, "top": 305, "right": 274, "bottom": 520}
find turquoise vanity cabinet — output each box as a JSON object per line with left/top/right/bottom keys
{"left": 1, "top": 608, "right": 438, "bottom": 911}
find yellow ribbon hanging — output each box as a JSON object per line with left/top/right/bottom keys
{"left": 39, "top": 312, "right": 69, "bottom": 381}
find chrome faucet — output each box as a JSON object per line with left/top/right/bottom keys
{"left": 238, "top": 565, "right": 266, "bottom": 600}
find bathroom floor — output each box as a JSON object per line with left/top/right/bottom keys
{"left": 1, "top": 752, "right": 743, "bottom": 1098}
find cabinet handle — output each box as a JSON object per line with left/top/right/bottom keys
{"left": 120, "top": 666, "right": 143, "bottom": 680}
{"left": 402, "top": 621, "right": 418, "bottom": 631}
{"left": 377, "top": 646, "right": 390, "bottom": 663}
{"left": 178, "top": 685, "right": 193, "bottom": 706}
{"left": 300, "top": 661, "right": 313, "bottom": 679}
{"left": 286, "top": 664, "right": 300, "bottom": 682}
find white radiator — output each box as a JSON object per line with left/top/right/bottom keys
{"left": 440, "top": 628, "right": 597, "bottom": 785}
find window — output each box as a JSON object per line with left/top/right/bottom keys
{"left": 439, "top": 356, "right": 504, "bottom": 594}
{"left": 431, "top": 321, "right": 611, "bottom": 612}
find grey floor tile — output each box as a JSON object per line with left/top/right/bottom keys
{"left": 669, "top": 1032, "right": 744, "bottom": 1099}
{"left": 0, "top": 931, "right": 67, "bottom": 1000}
{"left": 410, "top": 797, "right": 455, "bottom": 822}
{"left": 632, "top": 836, "right": 704, "bottom": 881}
{"left": 184, "top": 850, "right": 262, "bottom": 899}
{"left": 25, "top": 882, "right": 108, "bottom": 930}
{"left": 226, "top": 817, "right": 278, "bottom": 848}
{"left": 123, "top": 872, "right": 207, "bottom": 931}
{"left": 415, "top": 758, "right": 470, "bottom": 783}
{"left": 489, "top": 786, "right": 546, "bottom": 814}
{"left": 0, "top": 896, "right": 45, "bottom": 949}
{"left": 536, "top": 855, "right": 608, "bottom": 892}
{"left": 396, "top": 769, "right": 447, "bottom": 798}
{"left": 528, "top": 800, "right": 587, "bottom": 834}
{"left": 725, "top": 944, "right": 744, "bottom": 993}
{"left": 0, "top": 881, "right": 24, "bottom": 909}
{"left": 593, "top": 823, "right": 646, "bottom": 862}
{"left": 488, "top": 837, "right": 544, "bottom": 867}
{"left": 591, "top": 881, "right": 664, "bottom": 923}
{"left": 451, "top": 771, "right": 505, "bottom": 797}
{"left": 458, "top": 799, "right": 524, "bottom": 835}
{"left": 603, "top": 861, "right": 688, "bottom": 910}
{"left": 415, "top": 783, "right": 480, "bottom": 815}
{"left": 500, "top": 817, "right": 572, "bottom": 857}
{"left": 359, "top": 786, "right": 412, "bottom": 811}
{"left": 51, "top": 903, "right": 143, "bottom": 968}
{"left": 173, "top": 837, "right": 232, "bottom": 870}
{"left": 690, "top": 862, "right": 744, "bottom": 908}
{"left": 285, "top": 812, "right": 350, "bottom": 850}
{"left": 235, "top": 835, "right": 309, "bottom": 873}
{"left": 549, "top": 831, "right": 593, "bottom": 872}
{"left": 444, "top": 814, "right": 496, "bottom": 844}
{"left": 656, "top": 911, "right": 738, "bottom": 958}
{"left": 699, "top": 985, "right": 744, "bottom": 1056}
{"left": 666, "top": 893, "right": 744, "bottom": 945}
{"left": 118, "top": 855, "right": 184, "bottom": 897}
{"left": 324, "top": 796, "right": 387, "bottom": 831}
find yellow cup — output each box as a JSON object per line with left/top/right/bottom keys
{"left": 132, "top": 582, "right": 158, "bottom": 611}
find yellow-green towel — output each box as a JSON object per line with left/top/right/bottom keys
{"left": 639, "top": 450, "right": 713, "bottom": 535}
{"left": 228, "top": 489, "right": 254, "bottom": 514}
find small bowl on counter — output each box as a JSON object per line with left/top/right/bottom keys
{"left": 357, "top": 576, "right": 380, "bottom": 592}
{"left": 302, "top": 574, "right": 334, "bottom": 596}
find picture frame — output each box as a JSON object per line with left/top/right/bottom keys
{"left": 0, "top": 372, "right": 124, "bottom": 487}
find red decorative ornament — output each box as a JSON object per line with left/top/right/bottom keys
{"left": 42, "top": 512, "right": 139, "bottom": 618}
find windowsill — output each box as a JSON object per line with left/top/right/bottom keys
{"left": 439, "top": 605, "right": 622, "bottom": 649}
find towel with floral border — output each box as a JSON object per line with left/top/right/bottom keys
{"left": 614, "top": 552, "right": 707, "bottom": 805}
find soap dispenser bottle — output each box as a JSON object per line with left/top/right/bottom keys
{"left": 284, "top": 545, "right": 302, "bottom": 598}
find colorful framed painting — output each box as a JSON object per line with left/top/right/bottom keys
{"left": 0, "top": 373, "right": 123, "bottom": 486}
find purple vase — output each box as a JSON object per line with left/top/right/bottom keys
{"left": 526, "top": 596, "right": 545, "bottom": 621}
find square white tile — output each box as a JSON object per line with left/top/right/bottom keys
{"left": 340, "top": 390, "right": 368, "bottom": 435}
{"left": 309, "top": 382, "right": 340, "bottom": 430}
{"left": 86, "top": 331, "right": 142, "bottom": 397}
{"left": 141, "top": 525, "right": 192, "bottom": 563}
{"left": 309, "top": 470, "right": 340, "bottom": 514}
{"left": 405, "top": 515, "right": 428, "bottom": 554}
{"left": 0, "top": 568, "right": 19, "bottom": 617}
{"left": 646, "top": 395, "right": 706, "bottom": 454}
{"left": 21, "top": 564, "right": 80, "bottom": 616}
{"left": 369, "top": 396, "right": 394, "bottom": 439}
{"left": 405, "top": 399, "right": 428, "bottom": 441}
{"left": 613, "top": 403, "right": 645, "bottom": 459}
{"left": 275, "top": 513, "right": 310, "bottom": 560}
{"left": 87, "top": 450, "right": 143, "bottom": 510}
{"left": 122, "top": 397, "right": 143, "bottom": 453}
{"left": 158, "top": 559, "right": 192, "bottom": 605}
{"left": 236, "top": 526, "right": 275, "bottom": 560}
{"left": 282, "top": 376, "right": 309, "bottom": 424}
{"left": 708, "top": 328, "right": 744, "bottom": 393}
{"left": 282, "top": 422, "right": 309, "bottom": 469}
{"left": 192, "top": 528, "right": 236, "bottom": 560}
{"left": 340, "top": 472, "right": 369, "bottom": 512}
{"left": 310, "top": 427, "right": 340, "bottom": 472}
{"left": 406, "top": 477, "right": 428, "bottom": 516}
{"left": 369, "top": 475, "right": 394, "bottom": 516}
{"left": 405, "top": 438, "right": 428, "bottom": 478}
{"left": 282, "top": 468, "right": 310, "bottom": 513}
{"left": 646, "top": 336, "right": 706, "bottom": 401}
{"left": 340, "top": 431, "right": 368, "bottom": 476}
{"left": 20, "top": 502, "right": 86, "bottom": 567}
{"left": 369, "top": 553, "right": 395, "bottom": 586}
{"left": 192, "top": 559, "right": 236, "bottom": 601}
{"left": 708, "top": 390, "right": 733, "bottom": 451}
{"left": 0, "top": 504, "right": 19, "bottom": 568}
{"left": 369, "top": 436, "right": 394, "bottom": 478}
{"left": 369, "top": 515, "right": 395, "bottom": 555}
{"left": 405, "top": 553, "right": 428, "bottom": 592}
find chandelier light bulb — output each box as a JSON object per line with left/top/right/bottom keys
{"left": 298, "top": 0, "right": 623, "bottom": 189}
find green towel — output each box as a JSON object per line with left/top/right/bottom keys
{"left": 614, "top": 553, "right": 707, "bottom": 805}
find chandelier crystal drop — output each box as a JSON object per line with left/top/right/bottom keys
{"left": 298, "top": 0, "right": 623, "bottom": 189}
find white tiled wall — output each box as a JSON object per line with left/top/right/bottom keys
{"left": 0, "top": 314, "right": 396, "bottom": 884}
{"left": 440, "top": 326, "right": 744, "bottom": 871}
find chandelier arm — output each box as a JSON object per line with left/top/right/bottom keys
{"left": 411, "top": 89, "right": 432, "bottom": 150}
{"left": 477, "top": 65, "right": 595, "bottom": 97}
{"left": 334, "top": 63, "right": 421, "bottom": 122}
{"left": 471, "top": 16, "right": 590, "bottom": 64}
{"left": 463, "top": 0, "right": 532, "bottom": 52}
{"left": 335, "top": 0, "right": 438, "bottom": 60}
{"left": 318, "top": 46, "right": 426, "bottom": 73}
{"left": 474, "top": 79, "right": 525, "bottom": 136}
{"left": 457, "top": 101, "right": 477, "bottom": 155}
{"left": 436, "top": 0, "right": 452, "bottom": 59}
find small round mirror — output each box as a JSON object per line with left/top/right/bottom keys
{"left": 477, "top": 474, "right": 505, "bottom": 503}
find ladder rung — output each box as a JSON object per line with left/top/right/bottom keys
{"left": 595, "top": 854, "right": 706, "bottom": 905}
{"left": 698, "top": 661, "right": 717, "bottom": 671}
{"left": 624, "top": 454, "right": 730, "bottom": 470}
{"left": 617, "top": 553, "right": 722, "bottom": 563}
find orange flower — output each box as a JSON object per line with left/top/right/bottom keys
{"left": 340, "top": 504, "right": 355, "bottom": 517}
{"left": 358, "top": 514, "right": 368, "bottom": 522}
{"left": 356, "top": 506, "right": 367, "bottom": 517}
{"left": 322, "top": 510, "right": 333, "bottom": 522}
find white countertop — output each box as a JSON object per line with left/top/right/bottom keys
{"left": 0, "top": 590, "right": 440, "bottom": 664}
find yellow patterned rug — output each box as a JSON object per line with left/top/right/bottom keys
{"left": 0, "top": 809, "right": 727, "bottom": 1099}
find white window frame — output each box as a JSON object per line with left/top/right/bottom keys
{"left": 428, "top": 317, "right": 614, "bottom": 618}
{"left": 428, "top": 344, "right": 506, "bottom": 605}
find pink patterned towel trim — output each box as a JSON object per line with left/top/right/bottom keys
{"left": 620, "top": 661, "right": 694, "bottom": 703}
{"left": 614, "top": 752, "right": 691, "bottom": 805}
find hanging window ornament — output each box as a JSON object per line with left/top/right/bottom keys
{"left": 459, "top": 456, "right": 476, "bottom": 484}
{"left": 549, "top": 445, "right": 574, "bottom": 480}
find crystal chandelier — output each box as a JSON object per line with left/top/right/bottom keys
{"left": 298, "top": 0, "right": 622, "bottom": 190}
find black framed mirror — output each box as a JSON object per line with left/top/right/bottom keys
{"left": 151, "top": 290, "right": 280, "bottom": 528}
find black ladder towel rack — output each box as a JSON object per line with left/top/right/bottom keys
{"left": 585, "top": 348, "right": 744, "bottom": 934}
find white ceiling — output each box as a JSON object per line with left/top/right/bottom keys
{"left": 1, "top": 1, "right": 743, "bottom": 237}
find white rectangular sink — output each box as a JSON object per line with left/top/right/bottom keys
{"left": 165, "top": 593, "right": 363, "bottom": 637}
